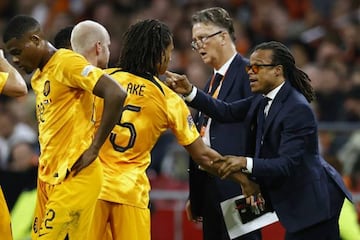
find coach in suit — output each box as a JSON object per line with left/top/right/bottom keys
{"left": 167, "top": 41, "right": 352, "bottom": 240}
{"left": 185, "top": 7, "right": 259, "bottom": 240}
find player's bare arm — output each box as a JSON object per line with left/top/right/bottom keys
{"left": 0, "top": 49, "right": 27, "bottom": 97}
{"left": 72, "top": 74, "right": 127, "bottom": 175}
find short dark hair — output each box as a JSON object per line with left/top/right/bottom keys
{"left": 191, "top": 7, "right": 235, "bottom": 42}
{"left": 54, "top": 26, "right": 74, "bottom": 49}
{"left": 118, "top": 19, "right": 172, "bottom": 77}
{"left": 3, "top": 15, "right": 41, "bottom": 43}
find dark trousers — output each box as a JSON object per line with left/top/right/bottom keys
{"left": 285, "top": 178, "right": 345, "bottom": 240}
{"left": 202, "top": 178, "right": 262, "bottom": 240}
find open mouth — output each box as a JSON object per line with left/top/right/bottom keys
{"left": 249, "top": 78, "right": 258, "bottom": 86}
{"left": 198, "top": 51, "right": 206, "bottom": 57}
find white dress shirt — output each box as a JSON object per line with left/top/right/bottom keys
{"left": 245, "top": 81, "right": 285, "bottom": 172}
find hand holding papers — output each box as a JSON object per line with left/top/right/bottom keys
{"left": 221, "top": 195, "right": 278, "bottom": 239}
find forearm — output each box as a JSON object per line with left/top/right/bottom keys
{"left": 226, "top": 172, "right": 260, "bottom": 196}
{"left": 92, "top": 75, "right": 127, "bottom": 151}
{"left": 228, "top": 172, "right": 250, "bottom": 185}
{"left": 0, "top": 60, "right": 27, "bottom": 97}
{"left": 194, "top": 149, "right": 222, "bottom": 176}
{"left": 92, "top": 91, "right": 126, "bottom": 150}
{"left": 185, "top": 138, "right": 223, "bottom": 177}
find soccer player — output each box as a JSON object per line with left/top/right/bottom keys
{"left": 3, "top": 15, "right": 127, "bottom": 239}
{"left": 0, "top": 48, "right": 28, "bottom": 240}
{"left": 53, "top": 26, "right": 74, "bottom": 49}
{"left": 71, "top": 19, "right": 257, "bottom": 240}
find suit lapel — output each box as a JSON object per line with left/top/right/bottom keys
{"left": 217, "top": 54, "right": 245, "bottom": 100}
{"left": 247, "top": 95, "right": 263, "bottom": 132}
{"left": 263, "top": 81, "right": 291, "bottom": 136}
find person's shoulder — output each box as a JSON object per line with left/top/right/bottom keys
{"left": 54, "top": 48, "right": 74, "bottom": 57}
{"left": 234, "top": 53, "right": 249, "bottom": 65}
{"left": 51, "top": 49, "right": 85, "bottom": 64}
{"left": 104, "top": 67, "right": 121, "bottom": 75}
{"left": 290, "top": 86, "right": 309, "bottom": 105}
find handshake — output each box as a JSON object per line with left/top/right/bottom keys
{"left": 203, "top": 155, "right": 260, "bottom": 197}
{"left": 211, "top": 156, "right": 268, "bottom": 220}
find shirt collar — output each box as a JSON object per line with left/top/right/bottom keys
{"left": 213, "top": 53, "right": 237, "bottom": 76}
{"left": 265, "top": 81, "right": 285, "bottom": 101}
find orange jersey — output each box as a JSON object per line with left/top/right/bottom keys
{"left": 31, "top": 49, "right": 105, "bottom": 184}
{"left": 94, "top": 69, "right": 199, "bottom": 208}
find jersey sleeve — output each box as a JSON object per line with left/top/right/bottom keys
{"left": 55, "top": 51, "right": 105, "bottom": 92}
{"left": 166, "top": 89, "right": 199, "bottom": 146}
{"left": 0, "top": 72, "right": 9, "bottom": 94}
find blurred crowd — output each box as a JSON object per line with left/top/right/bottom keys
{"left": 0, "top": 0, "right": 359, "bottom": 236}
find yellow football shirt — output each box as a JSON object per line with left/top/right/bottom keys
{"left": 0, "top": 186, "right": 12, "bottom": 240}
{"left": 95, "top": 69, "right": 199, "bottom": 209}
{"left": 31, "top": 49, "right": 105, "bottom": 185}
{"left": 0, "top": 72, "right": 9, "bottom": 94}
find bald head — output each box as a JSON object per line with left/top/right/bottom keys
{"left": 71, "top": 20, "right": 111, "bottom": 68}
{"left": 71, "top": 20, "right": 110, "bottom": 55}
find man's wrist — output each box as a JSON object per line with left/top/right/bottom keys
{"left": 245, "top": 157, "right": 253, "bottom": 173}
{"left": 183, "top": 85, "right": 194, "bottom": 97}
{"left": 184, "top": 85, "right": 197, "bottom": 101}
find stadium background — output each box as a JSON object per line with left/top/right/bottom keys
{"left": 0, "top": 0, "right": 359, "bottom": 239}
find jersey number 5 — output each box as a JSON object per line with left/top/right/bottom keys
{"left": 109, "top": 104, "right": 141, "bottom": 152}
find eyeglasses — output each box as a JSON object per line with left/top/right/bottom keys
{"left": 191, "top": 31, "right": 223, "bottom": 50}
{"left": 245, "top": 64, "right": 278, "bottom": 74}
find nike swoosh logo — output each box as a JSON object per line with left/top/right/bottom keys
{"left": 39, "top": 232, "right": 49, "bottom": 237}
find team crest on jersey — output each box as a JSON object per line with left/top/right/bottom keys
{"left": 43, "top": 80, "right": 50, "bottom": 96}
{"left": 187, "top": 114, "right": 195, "bottom": 128}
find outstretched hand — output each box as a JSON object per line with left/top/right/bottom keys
{"left": 212, "top": 155, "right": 247, "bottom": 179}
{"left": 164, "top": 71, "right": 193, "bottom": 95}
{"left": 212, "top": 155, "right": 261, "bottom": 197}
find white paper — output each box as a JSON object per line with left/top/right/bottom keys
{"left": 220, "top": 195, "right": 279, "bottom": 239}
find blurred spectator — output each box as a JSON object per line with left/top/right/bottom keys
{"left": 0, "top": 142, "right": 38, "bottom": 210}
{"left": 324, "top": 155, "right": 360, "bottom": 240}
{"left": 6, "top": 142, "right": 38, "bottom": 240}
{"left": 338, "top": 86, "right": 360, "bottom": 176}
{"left": 343, "top": 85, "right": 360, "bottom": 122}
{"left": 160, "top": 142, "right": 189, "bottom": 182}
{"left": 0, "top": 105, "right": 37, "bottom": 169}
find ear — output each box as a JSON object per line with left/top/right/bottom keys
{"left": 275, "top": 65, "right": 283, "bottom": 77}
{"left": 220, "top": 32, "right": 227, "bottom": 45}
{"left": 95, "top": 41, "right": 102, "bottom": 55}
{"left": 30, "top": 34, "right": 41, "bottom": 46}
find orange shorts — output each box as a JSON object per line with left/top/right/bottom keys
{"left": 89, "top": 199, "right": 150, "bottom": 240}
{"left": 32, "top": 159, "right": 102, "bottom": 240}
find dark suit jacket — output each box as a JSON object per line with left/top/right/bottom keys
{"left": 188, "top": 80, "right": 352, "bottom": 233}
{"left": 188, "top": 54, "right": 252, "bottom": 218}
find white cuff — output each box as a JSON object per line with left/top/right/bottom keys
{"left": 246, "top": 157, "right": 253, "bottom": 173}
{"left": 184, "top": 86, "right": 197, "bottom": 102}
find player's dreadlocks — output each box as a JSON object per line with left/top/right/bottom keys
{"left": 254, "top": 41, "right": 315, "bottom": 103}
{"left": 118, "top": 19, "right": 172, "bottom": 77}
